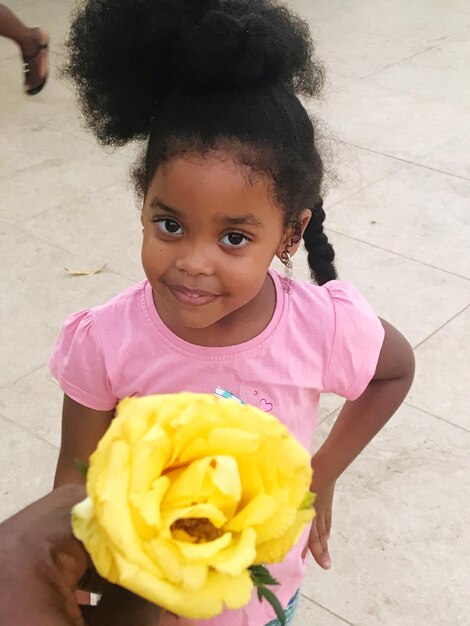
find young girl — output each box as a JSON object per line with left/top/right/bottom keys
{"left": 51, "top": 1, "right": 415, "bottom": 624}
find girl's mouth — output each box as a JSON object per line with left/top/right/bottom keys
{"left": 168, "top": 284, "right": 220, "bottom": 306}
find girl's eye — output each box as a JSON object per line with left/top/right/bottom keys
{"left": 221, "top": 232, "right": 250, "bottom": 248}
{"left": 156, "top": 219, "right": 183, "bottom": 236}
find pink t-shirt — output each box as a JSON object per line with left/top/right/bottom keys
{"left": 49, "top": 269, "right": 384, "bottom": 625}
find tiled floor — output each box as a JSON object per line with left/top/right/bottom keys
{"left": 1, "top": 1, "right": 469, "bottom": 625}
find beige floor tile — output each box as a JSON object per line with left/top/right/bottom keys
{"left": 0, "top": 136, "right": 133, "bottom": 224}
{"left": 407, "top": 307, "right": 469, "bottom": 430}
{"left": 416, "top": 130, "right": 470, "bottom": 181}
{"left": 0, "top": 366, "right": 62, "bottom": 448}
{"left": 325, "top": 164, "right": 470, "bottom": 277}
{"left": 318, "top": 393, "right": 344, "bottom": 424}
{"left": 21, "top": 183, "right": 145, "bottom": 281}
{"left": 321, "top": 143, "right": 405, "bottom": 208}
{"left": 0, "top": 224, "right": 133, "bottom": 387}
{"left": 320, "top": 78, "right": 470, "bottom": 161}
{"left": 293, "top": 0, "right": 470, "bottom": 86}
{"left": 295, "top": 595, "right": 351, "bottom": 625}
{"left": 0, "top": 413, "right": 58, "bottom": 522}
{"left": 368, "top": 32, "right": 470, "bottom": 110}
{"left": 0, "top": 38, "right": 17, "bottom": 63}
{"left": 287, "top": 233, "right": 470, "bottom": 348}
{"left": 304, "top": 404, "right": 470, "bottom": 626}
{"left": 0, "top": 112, "right": 88, "bottom": 176}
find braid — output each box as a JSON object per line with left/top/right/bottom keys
{"left": 303, "top": 198, "right": 337, "bottom": 285}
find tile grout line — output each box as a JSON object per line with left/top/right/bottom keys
{"left": 325, "top": 165, "right": 408, "bottom": 212}
{"left": 42, "top": 121, "right": 110, "bottom": 147}
{"left": 403, "top": 402, "right": 470, "bottom": 433}
{"left": 4, "top": 221, "right": 138, "bottom": 284}
{"left": 328, "top": 43, "right": 439, "bottom": 94}
{"left": 342, "top": 141, "right": 470, "bottom": 182}
{"left": 318, "top": 404, "right": 343, "bottom": 426}
{"left": 300, "top": 594, "right": 356, "bottom": 625}
{"left": 328, "top": 26, "right": 470, "bottom": 95}
{"left": 318, "top": 398, "right": 469, "bottom": 435}
{"left": 413, "top": 304, "right": 469, "bottom": 350}
{"left": 323, "top": 228, "right": 470, "bottom": 282}
{"left": 40, "top": 121, "right": 142, "bottom": 169}
{"left": 0, "top": 410, "right": 58, "bottom": 450}
{"left": 0, "top": 362, "right": 47, "bottom": 392}
{"left": 6, "top": 178, "right": 140, "bottom": 226}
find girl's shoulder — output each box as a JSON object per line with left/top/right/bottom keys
{"left": 282, "top": 273, "right": 384, "bottom": 400}
{"left": 56, "top": 280, "right": 149, "bottom": 348}
{"left": 280, "top": 272, "right": 374, "bottom": 327}
{"left": 49, "top": 281, "right": 151, "bottom": 411}
{"left": 92, "top": 280, "right": 148, "bottom": 320}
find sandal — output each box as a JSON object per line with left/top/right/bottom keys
{"left": 22, "top": 29, "right": 49, "bottom": 96}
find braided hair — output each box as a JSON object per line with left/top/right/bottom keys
{"left": 303, "top": 198, "right": 337, "bottom": 284}
{"left": 63, "top": 0, "right": 337, "bottom": 284}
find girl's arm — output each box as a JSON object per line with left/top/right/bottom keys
{"left": 309, "top": 319, "right": 415, "bottom": 568}
{"left": 54, "top": 395, "right": 115, "bottom": 488}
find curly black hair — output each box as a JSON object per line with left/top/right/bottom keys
{"left": 63, "top": 0, "right": 336, "bottom": 284}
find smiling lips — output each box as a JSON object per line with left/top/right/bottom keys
{"left": 168, "top": 284, "right": 220, "bottom": 306}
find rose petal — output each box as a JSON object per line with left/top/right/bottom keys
{"left": 161, "top": 503, "right": 227, "bottom": 530}
{"left": 255, "top": 508, "right": 315, "bottom": 564}
{"left": 211, "top": 527, "right": 257, "bottom": 575}
{"left": 174, "top": 531, "right": 233, "bottom": 560}
{"left": 226, "top": 493, "right": 278, "bottom": 532}
{"left": 130, "top": 475, "right": 170, "bottom": 532}
{"left": 112, "top": 556, "right": 253, "bottom": 619}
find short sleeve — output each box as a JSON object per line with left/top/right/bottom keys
{"left": 323, "top": 282, "right": 385, "bottom": 400}
{"left": 49, "top": 309, "right": 118, "bottom": 411}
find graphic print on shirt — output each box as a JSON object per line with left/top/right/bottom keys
{"left": 264, "top": 590, "right": 299, "bottom": 626}
{"left": 214, "top": 386, "right": 247, "bottom": 405}
{"left": 214, "top": 386, "right": 273, "bottom": 412}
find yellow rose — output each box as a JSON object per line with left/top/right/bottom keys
{"left": 72, "top": 393, "right": 314, "bottom": 619}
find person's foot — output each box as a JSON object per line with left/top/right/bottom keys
{"left": 21, "top": 27, "right": 49, "bottom": 95}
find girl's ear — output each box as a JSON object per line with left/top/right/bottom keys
{"left": 276, "top": 209, "right": 311, "bottom": 261}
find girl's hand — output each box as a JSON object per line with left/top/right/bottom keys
{"left": 306, "top": 481, "right": 336, "bottom": 570}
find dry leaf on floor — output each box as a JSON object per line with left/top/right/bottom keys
{"left": 64, "top": 263, "right": 108, "bottom": 276}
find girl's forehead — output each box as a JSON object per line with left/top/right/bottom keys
{"left": 148, "top": 153, "right": 283, "bottom": 221}
{"left": 158, "top": 150, "right": 264, "bottom": 184}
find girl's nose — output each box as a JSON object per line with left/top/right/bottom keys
{"left": 174, "top": 244, "right": 214, "bottom": 276}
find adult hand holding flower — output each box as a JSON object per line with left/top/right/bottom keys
{"left": 0, "top": 484, "right": 162, "bottom": 626}
{"left": 72, "top": 393, "right": 314, "bottom": 621}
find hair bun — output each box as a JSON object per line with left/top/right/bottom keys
{"left": 63, "top": 0, "right": 323, "bottom": 146}
{"left": 181, "top": 11, "right": 277, "bottom": 89}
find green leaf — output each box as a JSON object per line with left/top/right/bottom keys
{"left": 75, "top": 459, "right": 89, "bottom": 480}
{"left": 249, "top": 564, "right": 280, "bottom": 587}
{"left": 299, "top": 491, "right": 315, "bottom": 510}
{"left": 250, "top": 566, "right": 285, "bottom": 625}
{"left": 257, "top": 585, "right": 286, "bottom": 626}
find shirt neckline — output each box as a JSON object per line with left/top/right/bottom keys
{"left": 143, "top": 269, "right": 286, "bottom": 359}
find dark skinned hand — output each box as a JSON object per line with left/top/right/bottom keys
{"left": 0, "top": 484, "right": 162, "bottom": 626}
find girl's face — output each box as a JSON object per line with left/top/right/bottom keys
{"left": 141, "top": 152, "right": 304, "bottom": 344}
